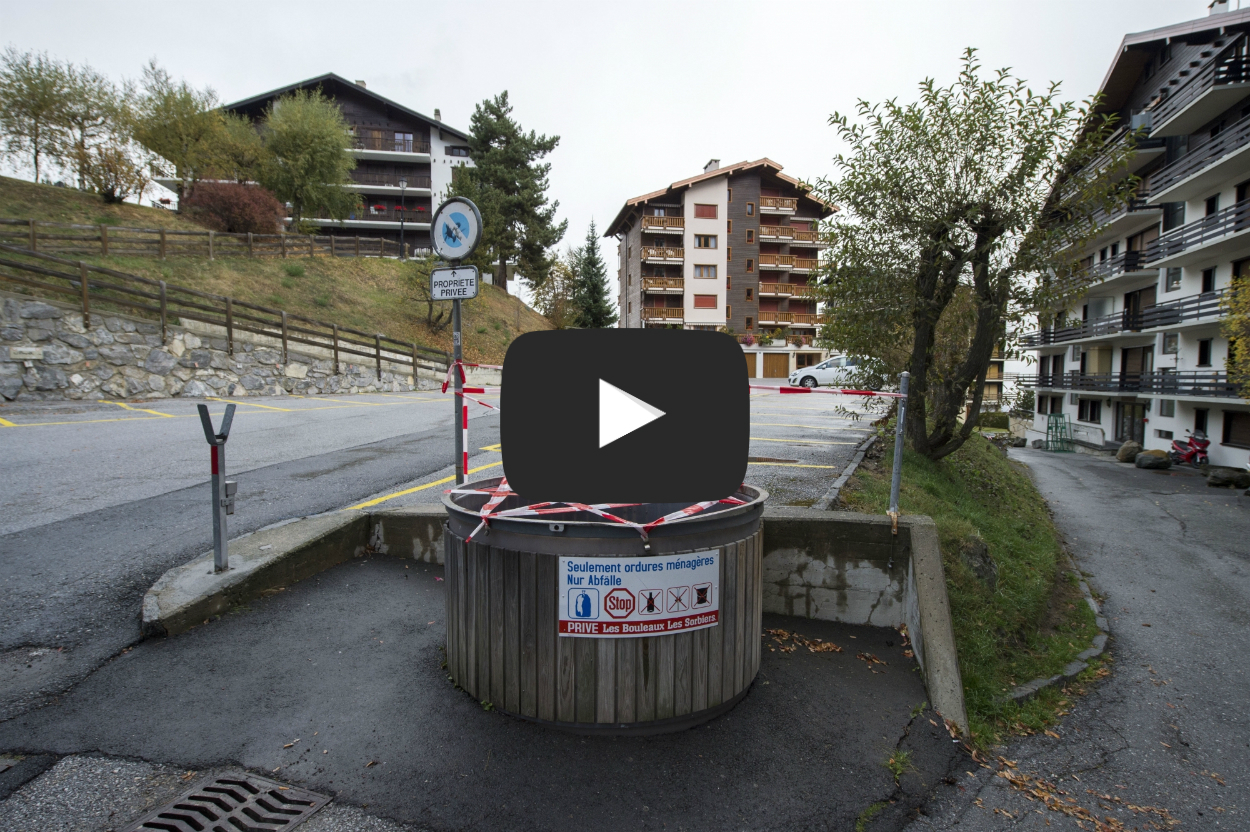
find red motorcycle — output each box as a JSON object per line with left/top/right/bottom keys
{"left": 1169, "top": 430, "right": 1210, "bottom": 468}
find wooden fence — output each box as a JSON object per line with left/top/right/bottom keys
{"left": 0, "top": 218, "right": 410, "bottom": 261}
{"left": 0, "top": 243, "right": 450, "bottom": 379}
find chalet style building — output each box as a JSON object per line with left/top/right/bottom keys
{"left": 606, "top": 159, "right": 835, "bottom": 378}
{"left": 1023, "top": 0, "right": 1250, "bottom": 468}
{"left": 223, "top": 74, "right": 474, "bottom": 249}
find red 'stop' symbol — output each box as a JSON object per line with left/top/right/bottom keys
{"left": 604, "top": 588, "right": 635, "bottom": 619}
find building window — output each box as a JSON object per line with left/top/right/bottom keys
{"left": 726, "top": 304, "right": 732, "bottom": 318}
{"left": 1224, "top": 410, "right": 1250, "bottom": 448}
{"left": 1202, "top": 267, "right": 1216, "bottom": 293}
{"left": 1162, "top": 332, "right": 1178, "bottom": 354}
{"left": 746, "top": 202, "right": 755, "bottom": 217}
{"left": 745, "top": 316, "right": 754, "bottom": 330}
{"left": 1198, "top": 338, "right": 1213, "bottom": 366}
{"left": 1196, "top": 408, "right": 1209, "bottom": 435}
{"left": 394, "top": 132, "right": 414, "bottom": 152}
{"left": 695, "top": 234, "right": 718, "bottom": 249}
{"left": 627, "top": 245, "right": 632, "bottom": 260}
{"left": 1078, "top": 399, "right": 1102, "bottom": 423}
{"left": 1037, "top": 394, "right": 1047, "bottom": 414}
{"left": 745, "top": 229, "right": 755, "bottom": 243}
{"left": 1165, "top": 267, "right": 1182, "bottom": 291}
{"left": 1155, "top": 429, "right": 1174, "bottom": 440}
{"left": 1159, "top": 399, "right": 1175, "bottom": 417}
{"left": 1206, "top": 194, "right": 1220, "bottom": 216}
{"left": 694, "top": 265, "right": 717, "bottom": 278}
{"left": 726, "top": 275, "right": 731, "bottom": 289}
{"left": 627, "top": 302, "right": 632, "bottom": 314}
{"left": 627, "top": 273, "right": 632, "bottom": 285}
{"left": 727, "top": 246, "right": 732, "bottom": 261}
{"left": 693, "top": 294, "right": 717, "bottom": 309}
{"left": 694, "top": 203, "right": 718, "bottom": 219}
{"left": 446, "top": 145, "right": 470, "bottom": 157}
{"left": 727, "top": 219, "right": 733, "bottom": 233}
{"left": 746, "top": 258, "right": 755, "bottom": 273}
{"left": 745, "top": 288, "right": 753, "bottom": 301}
{"left": 727, "top": 188, "right": 732, "bottom": 203}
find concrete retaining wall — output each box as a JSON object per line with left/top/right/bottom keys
{"left": 0, "top": 291, "right": 444, "bottom": 402}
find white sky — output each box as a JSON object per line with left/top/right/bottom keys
{"left": 0, "top": 0, "right": 1224, "bottom": 308}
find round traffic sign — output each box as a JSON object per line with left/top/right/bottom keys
{"left": 430, "top": 197, "right": 483, "bottom": 261}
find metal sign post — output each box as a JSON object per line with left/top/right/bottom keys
{"left": 197, "top": 403, "right": 238, "bottom": 572}
{"left": 429, "top": 197, "right": 484, "bottom": 486}
{"left": 888, "top": 371, "right": 909, "bottom": 535}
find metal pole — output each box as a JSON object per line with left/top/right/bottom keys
{"left": 888, "top": 371, "right": 909, "bottom": 535}
{"left": 453, "top": 295, "right": 465, "bottom": 485}
{"left": 197, "top": 404, "right": 237, "bottom": 573}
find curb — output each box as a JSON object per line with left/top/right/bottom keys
{"left": 1003, "top": 551, "right": 1109, "bottom": 703}
{"left": 813, "top": 434, "right": 878, "bottom": 511}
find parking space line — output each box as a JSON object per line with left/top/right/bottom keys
{"left": 751, "top": 422, "right": 869, "bottom": 431}
{"left": 0, "top": 416, "right": 15, "bottom": 427}
{"left": 480, "top": 443, "right": 501, "bottom": 452}
{"left": 747, "top": 461, "right": 838, "bottom": 469}
{"left": 207, "top": 397, "right": 292, "bottom": 412}
{"left": 344, "top": 461, "right": 504, "bottom": 510}
{"left": 99, "top": 399, "right": 176, "bottom": 418}
{"left": 750, "top": 436, "right": 857, "bottom": 446}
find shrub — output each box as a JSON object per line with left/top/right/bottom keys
{"left": 977, "top": 411, "right": 1010, "bottom": 430}
{"left": 182, "top": 182, "right": 285, "bottom": 234}
{"left": 283, "top": 263, "right": 305, "bottom": 277}
{"left": 739, "top": 334, "right": 756, "bottom": 346}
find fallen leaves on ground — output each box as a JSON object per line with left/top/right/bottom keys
{"left": 988, "top": 756, "right": 1179, "bottom": 830}
{"left": 764, "top": 628, "right": 843, "bottom": 654}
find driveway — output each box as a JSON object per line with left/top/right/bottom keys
{"left": 907, "top": 449, "right": 1250, "bottom": 831}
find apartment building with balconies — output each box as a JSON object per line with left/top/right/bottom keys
{"left": 606, "top": 158, "right": 835, "bottom": 378}
{"left": 223, "top": 74, "right": 474, "bottom": 249}
{"left": 1022, "top": 0, "right": 1250, "bottom": 466}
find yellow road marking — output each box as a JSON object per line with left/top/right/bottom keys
{"left": 100, "top": 399, "right": 175, "bottom": 417}
{"left": 748, "top": 461, "right": 838, "bottom": 469}
{"left": 750, "top": 436, "right": 857, "bottom": 445}
{"left": 0, "top": 416, "right": 15, "bottom": 427}
{"left": 752, "top": 422, "right": 869, "bottom": 431}
{"left": 208, "top": 396, "right": 292, "bottom": 412}
{"left": 313, "top": 396, "right": 383, "bottom": 406}
{"left": 480, "top": 443, "right": 501, "bottom": 452}
{"left": 344, "top": 461, "right": 504, "bottom": 510}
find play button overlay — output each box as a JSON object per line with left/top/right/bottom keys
{"left": 502, "top": 329, "right": 748, "bottom": 503}
{"left": 599, "top": 380, "right": 665, "bottom": 448}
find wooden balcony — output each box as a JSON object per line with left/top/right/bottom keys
{"left": 757, "top": 311, "right": 793, "bottom": 325}
{"left": 641, "top": 306, "right": 684, "bottom": 320}
{"left": 758, "top": 225, "right": 795, "bottom": 240}
{"left": 758, "top": 253, "right": 796, "bottom": 269}
{"left": 350, "top": 135, "right": 432, "bottom": 154}
{"left": 790, "top": 314, "right": 820, "bottom": 326}
{"left": 757, "top": 282, "right": 794, "bottom": 296}
{"left": 760, "top": 196, "right": 798, "bottom": 214}
{"left": 640, "top": 246, "right": 683, "bottom": 262}
{"left": 641, "top": 216, "right": 684, "bottom": 233}
{"left": 791, "top": 258, "right": 819, "bottom": 272}
{"left": 642, "top": 277, "right": 684, "bottom": 292}
{"left": 349, "top": 172, "right": 432, "bottom": 190}
{"left": 789, "top": 283, "right": 817, "bottom": 298}
{"left": 791, "top": 229, "right": 823, "bottom": 245}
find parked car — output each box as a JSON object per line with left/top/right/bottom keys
{"left": 789, "top": 355, "right": 861, "bottom": 388}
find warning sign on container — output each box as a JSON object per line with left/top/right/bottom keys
{"left": 558, "top": 551, "right": 719, "bottom": 638}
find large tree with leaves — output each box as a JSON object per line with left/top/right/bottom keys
{"left": 533, "top": 248, "right": 580, "bottom": 329}
{"left": 132, "top": 61, "right": 224, "bottom": 202}
{"left": 447, "top": 91, "right": 566, "bottom": 293}
{"left": 256, "top": 88, "right": 359, "bottom": 231}
{"left": 572, "top": 221, "right": 618, "bottom": 328}
{"left": 0, "top": 48, "right": 69, "bottom": 183}
{"left": 59, "top": 63, "right": 125, "bottom": 190}
{"left": 814, "top": 49, "right": 1136, "bottom": 461}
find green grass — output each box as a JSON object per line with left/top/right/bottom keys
{"left": 885, "top": 749, "right": 912, "bottom": 781}
{"left": 855, "top": 801, "right": 887, "bottom": 832}
{"left": 283, "top": 263, "right": 305, "bottom": 278}
{"left": 841, "top": 428, "right": 1098, "bottom": 747}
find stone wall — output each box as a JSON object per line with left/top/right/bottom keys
{"left": 0, "top": 292, "right": 445, "bottom": 402}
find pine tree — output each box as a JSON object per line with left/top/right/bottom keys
{"left": 572, "top": 220, "right": 618, "bottom": 328}
{"left": 447, "top": 91, "right": 566, "bottom": 293}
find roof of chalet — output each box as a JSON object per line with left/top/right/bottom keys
{"left": 222, "top": 72, "right": 471, "bottom": 141}
{"left": 604, "top": 158, "right": 835, "bottom": 237}
{"left": 1095, "top": 7, "right": 1250, "bottom": 116}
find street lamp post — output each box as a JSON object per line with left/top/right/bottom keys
{"left": 398, "top": 177, "right": 407, "bottom": 260}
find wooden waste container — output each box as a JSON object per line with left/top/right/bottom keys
{"left": 442, "top": 479, "right": 766, "bottom": 734}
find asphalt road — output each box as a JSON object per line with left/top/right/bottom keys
{"left": 906, "top": 449, "right": 1250, "bottom": 831}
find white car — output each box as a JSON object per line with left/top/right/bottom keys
{"left": 789, "top": 355, "right": 861, "bottom": 388}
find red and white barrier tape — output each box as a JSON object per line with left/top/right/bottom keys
{"left": 442, "top": 359, "right": 503, "bottom": 393}
{"left": 749, "top": 384, "right": 904, "bottom": 398}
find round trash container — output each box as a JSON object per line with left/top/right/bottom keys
{"left": 442, "top": 478, "right": 767, "bottom": 734}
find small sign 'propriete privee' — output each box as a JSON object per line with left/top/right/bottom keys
{"left": 430, "top": 266, "right": 478, "bottom": 300}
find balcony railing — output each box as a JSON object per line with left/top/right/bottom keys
{"left": 1144, "top": 197, "right": 1250, "bottom": 263}
{"left": 350, "top": 135, "right": 432, "bottom": 154}
{"left": 790, "top": 313, "right": 819, "bottom": 326}
{"left": 1088, "top": 198, "right": 1158, "bottom": 229}
{"left": 1148, "top": 112, "right": 1250, "bottom": 196}
{"left": 758, "top": 311, "right": 794, "bottom": 324}
{"left": 1020, "top": 370, "right": 1239, "bottom": 398}
{"left": 758, "top": 282, "right": 794, "bottom": 296}
{"left": 1020, "top": 288, "right": 1228, "bottom": 346}
{"left": 760, "top": 196, "right": 798, "bottom": 212}
{"left": 759, "top": 253, "right": 796, "bottom": 268}
{"left": 642, "top": 277, "right": 684, "bottom": 291}
{"left": 789, "top": 284, "right": 817, "bottom": 298}
{"left": 349, "top": 172, "right": 432, "bottom": 189}
{"left": 1149, "top": 37, "right": 1250, "bottom": 132}
{"left": 791, "top": 230, "right": 820, "bottom": 244}
{"left": 792, "top": 258, "right": 819, "bottom": 272}
{"left": 1085, "top": 249, "right": 1154, "bottom": 281}
{"left": 347, "top": 208, "right": 430, "bottom": 223}
{"left": 641, "top": 216, "right": 684, "bottom": 230}
{"left": 640, "top": 246, "right": 683, "bottom": 260}
{"left": 641, "top": 306, "right": 684, "bottom": 320}
{"left": 758, "top": 225, "right": 795, "bottom": 239}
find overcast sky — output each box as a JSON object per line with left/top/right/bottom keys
{"left": 0, "top": 0, "right": 1225, "bottom": 302}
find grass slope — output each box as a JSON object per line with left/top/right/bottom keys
{"left": 0, "top": 176, "right": 551, "bottom": 363}
{"left": 840, "top": 428, "right": 1098, "bottom": 746}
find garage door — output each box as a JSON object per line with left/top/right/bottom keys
{"left": 745, "top": 352, "right": 757, "bottom": 378}
{"left": 763, "top": 353, "right": 789, "bottom": 378}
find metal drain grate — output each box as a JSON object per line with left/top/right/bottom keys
{"left": 121, "top": 772, "right": 328, "bottom": 832}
